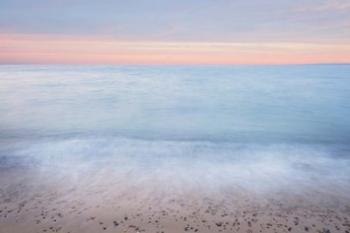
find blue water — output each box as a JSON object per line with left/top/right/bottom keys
{"left": 0, "top": 64, "right": 350, "bottom": 194}
{"left": 1, "top": 64, "right": 350, "bottom": 143}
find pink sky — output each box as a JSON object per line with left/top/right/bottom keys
{"left": 1, "top": 1, "right": 350, "bottom": 64}
{"left": 1, "top": 33, "right": 349, "bottom": 64}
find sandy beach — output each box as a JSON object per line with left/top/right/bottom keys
{"left": 1, "top": 140, "right": 350, "bottom": 233}
{"left": 1, "top": 170, "right": 350, "bottom": 233}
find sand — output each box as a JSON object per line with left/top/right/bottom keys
{"left": 1, "top": 162, "right": 350, "bottom": 233}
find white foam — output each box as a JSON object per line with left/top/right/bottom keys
{"left": 7, "top": 137, "right": 350, "bottom": 199}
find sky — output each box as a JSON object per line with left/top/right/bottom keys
{"left": 0, "top": 0, "right": 349, "bottom": 64}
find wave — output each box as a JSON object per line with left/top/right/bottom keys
{"left": 1, "top": 136, "right": 349, "bottom": 199}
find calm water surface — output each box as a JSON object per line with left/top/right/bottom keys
{"left": 0, "top": 64, "right": 349, "bottom": 193}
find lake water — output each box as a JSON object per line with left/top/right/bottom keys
{"left": 0, "top": 64, "right": 350, "bottom": 194}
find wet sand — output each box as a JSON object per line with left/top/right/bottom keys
{"left": 1, "top": 161, "right": 350, "bottom": 233}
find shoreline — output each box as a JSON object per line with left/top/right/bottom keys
{"left": 1, "top": 162, "right": 350, "bottom": 233}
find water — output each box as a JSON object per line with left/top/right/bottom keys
{"left": 0, "top": 64, "right": 350, "bottom": 195}
{"left": 1, "top": 64, "right": 350, "bottom": 143}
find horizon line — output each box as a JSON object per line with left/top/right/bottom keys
{"left": 1, "top": 62, "right": 350, "bottom": 66}
{"left": 1, "top": 33, "right": 350, "bottom": 65}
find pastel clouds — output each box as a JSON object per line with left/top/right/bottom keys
{"left": 1, "top": 33, "right": 349, "bottom": 64}
{"left": 296, "top": 0, "right": 350, "bottom": 12}
{"left": 0, "top": 0, "right": 349, "bottom": 64}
